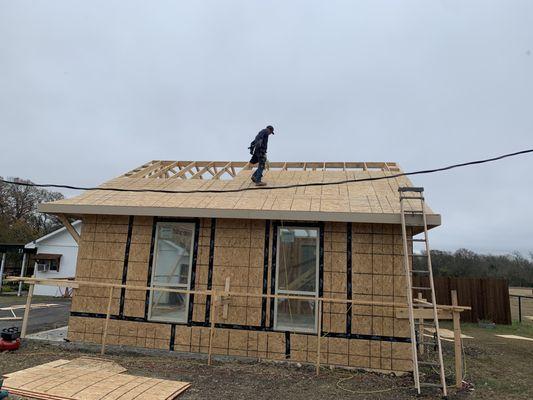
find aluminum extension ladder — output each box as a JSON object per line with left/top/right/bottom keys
{"left": 399, "top": 187, "right": 447, "bottom": 397}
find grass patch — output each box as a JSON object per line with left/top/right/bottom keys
{"left": 461, "top": 321, "right": 533, "bottom": 338}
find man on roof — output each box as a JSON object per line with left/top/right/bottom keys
{"left": 248, "top": 125, "right": 274, "bottom": 186}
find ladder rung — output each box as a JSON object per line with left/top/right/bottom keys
{"left": 398, "top": 187, "right": 424, "bottom": 193}
{"left": 408, "top": 253, "right": 428, "bottom": 257}
{"left": 400, "top": 196, "right": 425, "bottom": 200}
{"left": 412, "top": 286, "right": 431, "bottom": 290}
{"left": 409, "top": 238, "right": 426, "bottom": 242}
{"left": 412, "top": 270, "right": 430, "bottom": 274}
{"left": 419, "top": 382, "right": 443, "bottom": 388}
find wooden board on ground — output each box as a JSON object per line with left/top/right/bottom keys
{"left": 495, "top": 334, "right": 533, "bottom": 342}
{"left": 2, "top": 357, "right": 190, "bottom": 400}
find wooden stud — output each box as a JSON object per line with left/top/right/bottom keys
{"left": 57, "top": 214, "right": 80, "bottom": 244}
{"left": 418, "top": 293, "right": 424, "bottom": 355}
{"left": 20, "top": 276, "right": 35, "bottom": 339}
{"left": 208, "top": 296, "right": 217, "bottom": 365}
{"left": 222, "top": 277, "right": 231, "bottom": 320}
{"left": 100, "top": 286, "right": 114, "bottom": 355}
{"left": 451, "top": 290, "right": 463, "bottom": 389}
{"left": 316, "top": 299, "right": 322, "bottom": 376}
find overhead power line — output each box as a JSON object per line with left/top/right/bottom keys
{"left": 1, "top": 148, "right": 532, "bottom": 195}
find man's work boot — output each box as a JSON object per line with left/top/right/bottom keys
{"left": 254, "top": 181, "right": 267, "bottom": 187}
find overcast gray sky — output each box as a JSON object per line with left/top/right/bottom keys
{"left": 1, "top": 1, "right": 531, "bottom": 254}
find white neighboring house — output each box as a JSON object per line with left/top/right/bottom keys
{"left": 24, "top": 221, "right": 81, "bottom": 296}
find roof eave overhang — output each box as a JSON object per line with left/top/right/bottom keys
{"left": 39, "top": 203, "right": 441, "bottom": 228}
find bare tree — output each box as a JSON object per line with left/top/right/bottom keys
{"left": 0, "top": 177, "right": 64, "bottom": 243}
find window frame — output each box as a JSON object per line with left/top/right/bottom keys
{"left": 147, "top": 221, "right": 196, "bottom": 324}
{"left": 273, "top": 225, "right": 320, "bottom": 333}
{"left": 35, "top": 255, "right": 61, "bottom": 273}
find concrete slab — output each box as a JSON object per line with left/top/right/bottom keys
{"left": 26, "top": 326, "right": 68, "bottom": 342}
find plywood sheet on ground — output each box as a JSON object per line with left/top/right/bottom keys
{"left": 424, "top": 327, "right": 473, "bottom": 339}
{"left": 2, "top": 357, "right": 190, "bottom": 400}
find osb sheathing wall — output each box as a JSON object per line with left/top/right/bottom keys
{"left": 68, "top": 215, "right": 412, "bottom": 372}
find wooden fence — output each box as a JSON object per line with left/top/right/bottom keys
{"left": 413, "top": 276, "right": 512, "bottom": 325}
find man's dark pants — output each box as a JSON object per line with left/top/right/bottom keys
{"left": 252, "top": 156, "right": 266, "bottom": 183}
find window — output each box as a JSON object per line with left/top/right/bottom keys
{"left": 274, "top": 227, "right": 319, "bottom": 333}
{"left": 35, "top": 254, "right": 61, "bottom": 272}
{"left": 148, "top": 222, "right": 195, "bottom": 323}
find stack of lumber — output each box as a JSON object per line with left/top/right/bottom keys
{"left": 2, "top": 357, "right": 190, "bottom": 400}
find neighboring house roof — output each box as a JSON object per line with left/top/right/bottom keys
{"left": 25, "top": 220, "right": 82, "bottom": 249}
{"left": 38, "top": 161, "right": 440, "bottom": 226}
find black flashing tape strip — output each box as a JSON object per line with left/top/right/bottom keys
{"left": 326, "top": 331, "right": 412, "bottom": 343}
{"left": 318, "top": 222, "right": 324, "bottom": 298}
{"left": 269, "top": 223, "right": 278, "bottom": 328}
{"left": 260, "top": 220, "right": 270, "bottom": 328}
{"left": 205, "top": 218, "right": 216, "bottom": 323}
{"left": 169, "top": 324, "right": 176, "bottom": 351}
{"left": 119, "top": 216, "right": 134, "bottom": 318}
{"left": 144, "top": 218, "right": 158, "bottom": 319}
{"left": 187, "top": 220, "right": 201, "bottom": 325}
{"left": 69, "top": 312, "right": 411, "bottom": 343}
{"left": 346, "top": 222, "right": 352, "bottom": 335}
{"left": 285, "top": 331, "right": 291, "bottom": 359}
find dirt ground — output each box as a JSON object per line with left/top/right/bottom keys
{"left": 1, "top": 321, "right": 532, "bottom": 400}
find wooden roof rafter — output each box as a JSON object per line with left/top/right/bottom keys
{"left": 120, "top": 160, "right": 402, "bottom": 180}
{"left": 170, "top": 162, "right": 196, "bottom": 179}
{"left": 191, "top": 162, "right": 216, "bottom": 179}
{"left": 212, "top": 162, "right": 235, "bottom": 179}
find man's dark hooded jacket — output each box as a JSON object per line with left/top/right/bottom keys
{"left": 249, "top": 128, "right": 270, "bottom": 163}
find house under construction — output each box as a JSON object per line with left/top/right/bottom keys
{"left": 37, "top": 160, "right": 444, "bottom": 375}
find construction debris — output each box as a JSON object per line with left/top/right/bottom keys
{"left": 2, "top": 357, "right": 190, "bottom": 400}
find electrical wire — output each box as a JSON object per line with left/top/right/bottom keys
{"left": 0, "top": 148, "right": 531, "bottom": 195}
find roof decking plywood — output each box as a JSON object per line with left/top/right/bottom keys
{"left": 39, "top": 160, "right": 441, "bottom": 226}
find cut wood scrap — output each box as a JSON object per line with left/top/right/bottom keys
{"left": 0, "top": 303, "right": 61, "bottom": 311}
{"left": 424, "top": 327, "right": 473, "bottom": 340}
{"left": 495, "top": 334, "right": 533, "bottom": 342}
{"left": 423, "top": 333, "right": 453, "bottom": 343}
{"left": 2, "top": 357, "right": 190, "bottom": 400}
